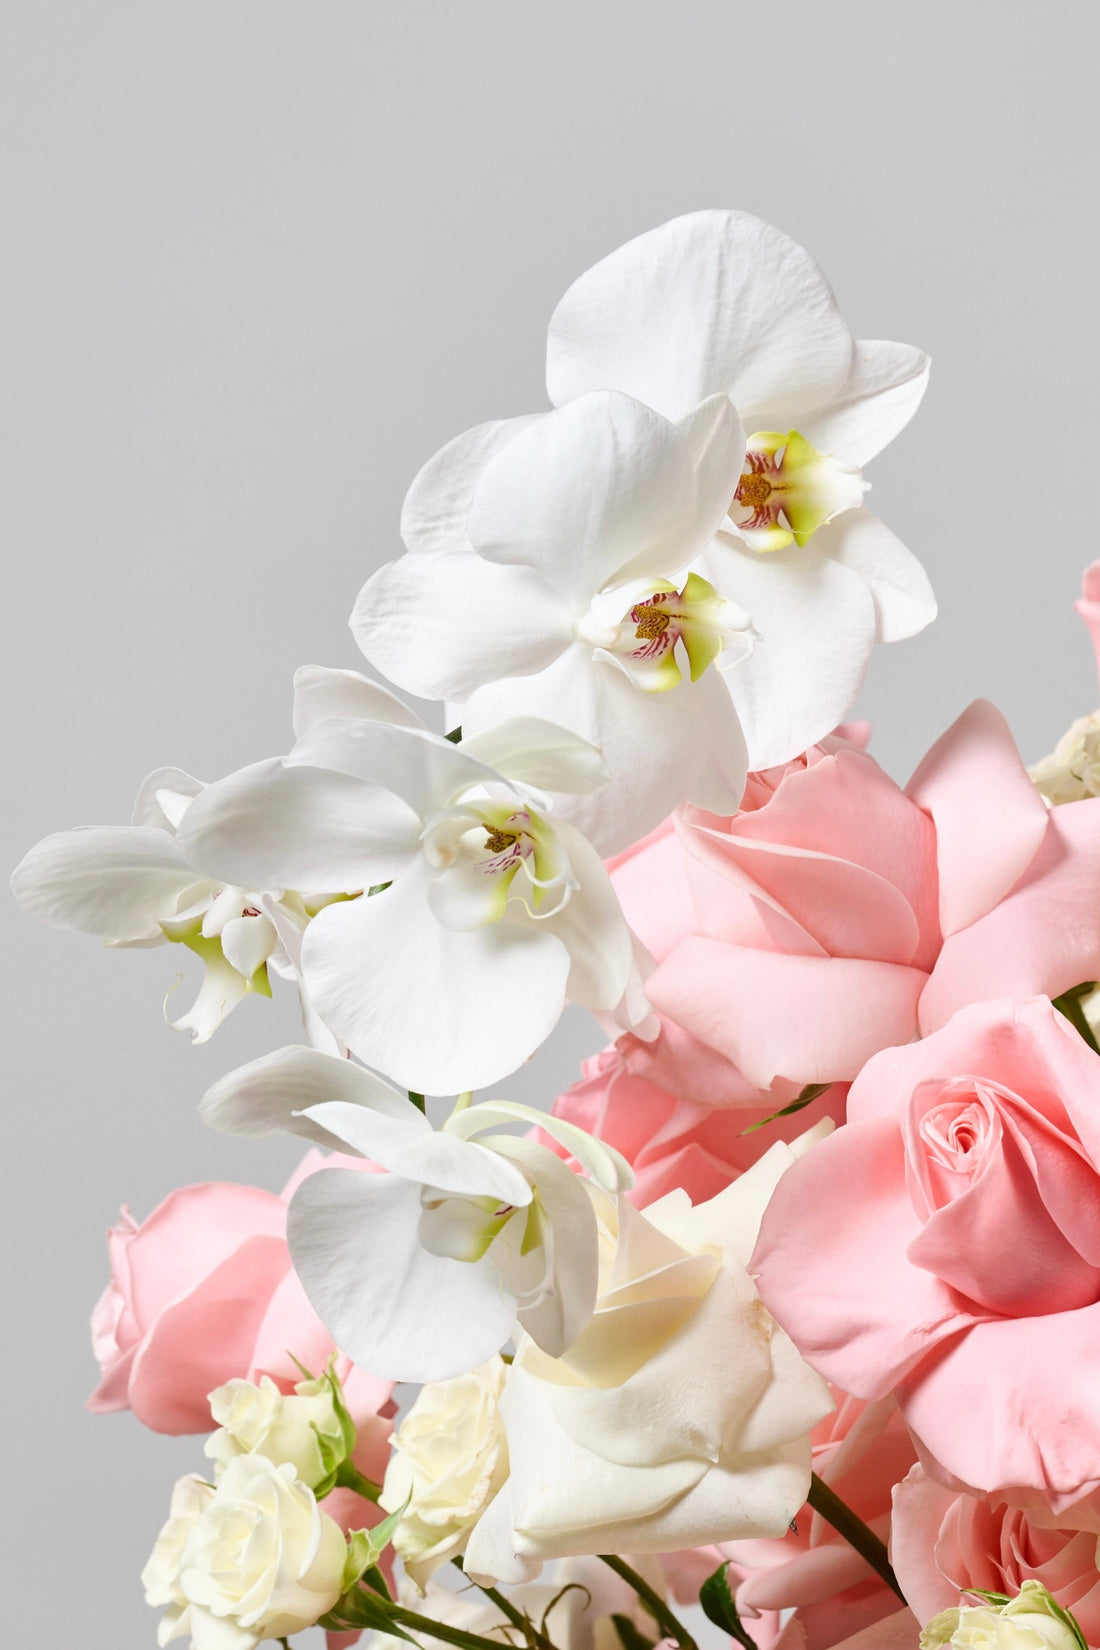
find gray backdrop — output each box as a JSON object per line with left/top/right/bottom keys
{"left": 4, "top": 3, "right": 1099, "bottom": 1642}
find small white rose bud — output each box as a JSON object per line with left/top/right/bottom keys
{"left": 921, "top": 1583, "right": 1083, "bottom": 1650}
{"left": 204, "top": 1369, "right": 351, "bottom": 1491}
{"left": 380, "top": 1354, "right": 509, "bottom": 1590}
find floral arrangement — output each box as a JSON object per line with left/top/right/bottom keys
{"left": 13, "top": 209, "right": 1100, "bottom": 1650}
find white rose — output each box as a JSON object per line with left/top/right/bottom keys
{"left": 167, "top": 1454, "right": 347, "bottom": 1648}
{"left": 204, "top": 1371, "right": 349, "bottom": 1490}
{"left": 381, "top": 1355, "right": 509, "bottom": 1589}
{"left": 465, "top": 1129, "right": 835, "bottom": 1582}
{"left": 923, "top": 1584, "right": 1083, "bottom": 1650}
{"left": 141, "top": 1474, "right": 216, "bottom": 1647}
{"left": 1030, "top": 712, "right": 1100, "bottom": 804}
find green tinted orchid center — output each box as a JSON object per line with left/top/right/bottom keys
{"left": 422, "top": 798, "right": 577, "bottom": 928}
{"left": 732, "top": 430, "right": 867, "bottom": 552}
{"left": 605, "top": 571, "right": 752, "bottom": 694}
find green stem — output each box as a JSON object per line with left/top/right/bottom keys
{"left": 387, "top": 1601, "right": 547, "bottom": 1650}
{"left": 807, "top": 1473, "right": 903, "bottom": 1600}
{"left": 453, "top": 1557, "right": 556, "bottom": 1650}
{"left": 335, "top": 1460, "right": 382, "bottom": 1502}
{"left": 1054, "top": 986, "right": 1100, "bottom": 1055}
{"left": 599, "top": 1554, "right": 698, "bottom": 1650}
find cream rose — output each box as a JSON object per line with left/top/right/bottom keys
{"left": 204, "top": 1371, "right": 350, "bottom": 1491}
{"left": 922, "top": 1584, "right": 1083, "bottom": 1650}
{"left": 145, "top": 1453, "right": 347, "bottom": 1648}
{"left": 380, "top": 1355, "right": 509, "bottom": 1589}
{"left": 141, "top": 1474, "right": 216, "bottom": 1647}
{"left": 465, "top": 1130, "right": 834, "bottom": 1582}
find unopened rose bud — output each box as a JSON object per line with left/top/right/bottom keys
{"left": 922, "top": 1583, "right": 1084, "bottom": 1650}
{"left": 205, "top": 1368, "right": 352, "bottom": 1492}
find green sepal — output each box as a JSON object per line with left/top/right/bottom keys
{"left": 700, "top": 1561, "right": 756, "bottom": 1650}
{"left": 967, "top": 1592, "right": 1012, "bottom": 1608}
{"left": 320, "top": 1587, "right": 414, "bottom": 1638}
{"left": 611, "top": 1613, "right": 656, "bottom": 1650}
{"left": 740, "top": 1082, "right": 832, "bottom": 1136}
{"left": 1038, "top": 1594, "right": 1089, "bottom": 1650}
{"left": 339, "top": 1494, "right": 410, "bottom": 1595}
{"left": 445, "top": 726, "right": 463, "bottom": 743}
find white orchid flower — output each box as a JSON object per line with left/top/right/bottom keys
{"left": 175, "top": 712, "right": 637, "bottom": 1092}
{"left": 351, "top": 388, "right": 755, "bottom": 855}
{"left": 545, "top": 209, "right": 937, "bottom": 768}
{"left": 200, "top": 1045, "right": 634, "bottom": 1382}
{"left": 8, "top": 668, "right": 413, "bottom": 1046}
{"left": 10, "top": 766, "right": 286, "bottom": 1042}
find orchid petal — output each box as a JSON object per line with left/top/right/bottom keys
{"left": 287, "top": 719, "right": 506, "bottom": 822}
{"left": 448, "top": 1101, "right": 634, "bottom": 1193}
{"left": 351, "top": 549, "right": 573, "bottom": 701}
{"left": 458, "top": 718, "right": 609, "bottom": 796}
{"left": 537, "top": 819, "right": 633, "bottom": 1011}
{"left": 200, "top": 1045, "right": 412, "bottom": 1149}
{"left": 166, "top": 946, "right": 252, "bottom": 1043}
{"left": 702, "top": 538, "right": 877, "bottom": 770}
{"left": 11, "top": 827, "right": 207, "bottom": 943}
{"left": 824, "top": 509, "right": 936, "bottom": 644}
{"left": 299, "top": 865, "right": 571, "bottom": 1092}
{"left": 546, "top": 209, "right": 853, "bottom": 427}
{"left": 219, "top": 912, "right": 278, "bottom": 981}
{"left": 175, "top": 757, "right": 420, "bottom": 892}
{"left": 492, "top": 1139, "right": 599, "bottom": 1356}
{"left": 288, "top": 1170, "right": 518, "bottom": 1382}
{"left": 291, "top": 665, "right": 427, "bottom": 739}
{"left": 130, "top": 768, "right": 205, "bottom": 829}
{"left": 399, "top": 414, "right": 538, "bottom": 556}
{"left": 464, "top": 647, "right": 746, "bottom": 856}
{"left": 468, "top": 391, "right": 738, "bottom": 607}
{"left": 798, "top": 340, "right": 931, "bottom": 469}
{"left": 299, "top": 1100, "right": 532, "bottom": 1204}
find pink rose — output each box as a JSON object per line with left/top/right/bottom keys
{"left": 892, "top": 1465, "right": 1100, "bottom": 1648}
{"left": 722, "top": 1393, "right": 917, "bottom": 1650}
{"left": 90, "top": 1149, "right": 393, "bottom": 1437}
{"left": 552, "top": 1044, "right": 847, "bottom": 1207}
{"left": 612, "top": 704, "right": 1100, "bottom": 1093}
{"left": 753, "top": 997, "right": 1100, "bottom": 1511}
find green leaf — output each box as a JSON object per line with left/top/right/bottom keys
{"left": 445, "top": 726, "right": 463, "bottom": 743}
{"left": 740, "top": 1083, "right": 832, "bottom": 1136}
{"left": 611, "top": 1614, "right": 656, "bottom": 1650}
{"left": 699, "top": 1562, "right": 755, "bottom": 1650}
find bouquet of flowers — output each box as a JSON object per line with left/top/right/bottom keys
{"left": 15, "top": 210, "right": 1100, "bottom": 1650}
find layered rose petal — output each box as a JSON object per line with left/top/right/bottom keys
{"left": 920, "top": 798, "right": 1100, "bottom": 1034}
{"left": 648, "top": 941, "right": 926, "bottom": 1088}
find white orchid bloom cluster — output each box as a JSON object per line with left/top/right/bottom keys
{"left": 13, "top": 210, "right": 940, "bottom": 1650}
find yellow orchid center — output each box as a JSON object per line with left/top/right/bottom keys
{"left": 732, "top": 430, "right": 867, "bottom": 552}
{"left": 608, "top": 571, "right": 749, "bottom": 694}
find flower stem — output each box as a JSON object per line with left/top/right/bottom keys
{"left": 599, "top": 1554, "right": 698, "bottom": 1650}
{"left": 387, "top": 1601, "right": 553, "bottom": 1650}
{"left": 806, "top": 1473, "right": 904, "bottom": 1600}
{"left": 335, "top": 1460, "right": 382, "bottom": 1502}
{"left": 453, "top": 1557, "right": 556, "bottom": 1650}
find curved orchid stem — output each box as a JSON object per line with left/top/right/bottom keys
{"left": 598, "top": 1554, "right": 698, "bottom": 1650}
{"left": 453, "top": 1557, "right": 557, "bottom": 1650}
{"left": 807, "top": 1473, "right": 904, "bottom": 1600}
{"left": 387, "top": 1600, "right": 556, "bottom": 1650}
